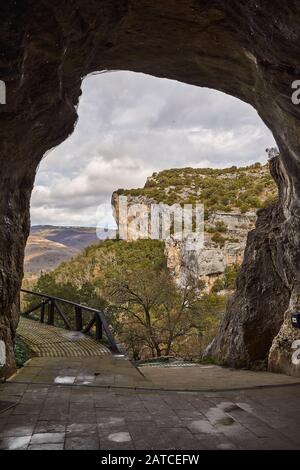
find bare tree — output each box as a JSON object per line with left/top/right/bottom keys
{"left": 107, "top": 268, "right": 204, "bottom": 359}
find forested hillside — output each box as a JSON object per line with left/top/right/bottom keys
{"left": 24, "top": 162, "right": 277, "bottom": 361}
{"left": 24, "top": 239, "right": 226, "bottom": 361}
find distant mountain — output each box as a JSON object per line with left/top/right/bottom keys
{"left": 24, "top": 225, "right": 116, "bottom": 276}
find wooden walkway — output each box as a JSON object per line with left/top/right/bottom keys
{"left": 17, "top": 317, "right": 111, "bottom": 358}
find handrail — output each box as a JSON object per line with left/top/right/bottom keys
{"left": 21, "top": 289, "right": 105, "bottom": 314}
{"left": 20, "top": 288, "right": 121, "bottom": 354}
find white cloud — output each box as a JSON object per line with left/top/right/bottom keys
{"left": 31, "top": 71, "right": 276, "bottom": 226}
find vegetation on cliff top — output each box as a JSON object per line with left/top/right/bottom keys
{"left": 116, "top": 162, "right": 277, "bottom": 215}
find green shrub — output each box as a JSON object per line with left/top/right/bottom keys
{"left": 212, "top": 278, "right": 225, "bottom": 293}
{"left": 15, "top": 336, "right": 31, "bottom": 367}
{"left": 115, "top": 163, "right": 277, "bottom": 219}
{"left": 211, "top": 232, "right": 226, "bottom": 247}
{"left": 223, "top": 265, "right": 239, "bottom": 290}
{"left": 215, "top": 221, "right": 227, "bottom": 232}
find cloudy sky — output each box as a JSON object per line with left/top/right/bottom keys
{"left": 31, "top": 71, "right": 276, "bottom": 228}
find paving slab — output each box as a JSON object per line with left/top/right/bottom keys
{"left": 1, "top": 355, "right": 300, "bottom": 449}
{"left": 139, "top": 364, "right": 300, "bottom": 391}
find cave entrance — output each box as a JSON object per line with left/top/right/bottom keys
{"left": 21, "top": 71, "right": 279, "bottom": 367}
{"left": 2, "top": 2, "right": 300, "bottom": 379}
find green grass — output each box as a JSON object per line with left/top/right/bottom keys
{"left": 15, "top": 336, "right": 31, "bottom": 367}
{"left": 198, "top": 356, "right": 217, "bottom": 365}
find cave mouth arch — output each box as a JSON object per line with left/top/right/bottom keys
{"left": 30, "top": 71, "right": 276, "bottom": 228}
{"left": 26, "top": 70, "right": 277, "bottom": 363}
{"left": 1, "top": 1, "right": 300, "bottom": 376}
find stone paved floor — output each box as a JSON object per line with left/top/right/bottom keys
{"left": 1, "top": 381, "right": 300, "bottom": 450}
{"left": 10, "top": 356, "right": 300, "bottom": 391}
{"left": 140, "top": 363, "right": 300, "bottom": 391}
{"left": 1, "top": 357, "right": 300, "bottom": 450}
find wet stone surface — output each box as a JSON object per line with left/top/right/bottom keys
{"left": 1, "top": 357, "right": 300, "bottom": 450}
{"left": 1, "top": 380, "right": 300, "bottom": 449}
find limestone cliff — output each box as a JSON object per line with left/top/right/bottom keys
{"left": 112, "top": 164, "right": 273, "bottom": 293}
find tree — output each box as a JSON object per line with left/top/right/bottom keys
{"left": 23, "top": 238, "right": 228, "bottom": 360}
{"left": 106, "top": 268, "right": 203, "bottom": 359}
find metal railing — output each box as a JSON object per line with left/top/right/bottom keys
{"left": 20, "top": 289, "right": 121, "bottom": 354}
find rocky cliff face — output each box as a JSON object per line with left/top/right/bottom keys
{"left": 112, "top": 165, "right": 269, "bottom": 293}
{"left": 165, "top": 237, "right": 245, "bottom": 293}
{"left": 113, "top": 156, "right": 300, "bottom": 375}
{"left": 210, "top": 156, "right": 295, "bottom": 372}
{"left": 165, "top": 211, "right": 257, "bottom": 292}
{"left": 1, "top": 1, "right": 300, "bottom": 376}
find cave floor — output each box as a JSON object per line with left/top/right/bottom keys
{"left": 1, "top": 356, "right": 300, "bottom": 450}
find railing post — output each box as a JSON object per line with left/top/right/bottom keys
{"left": 48, "top": 299, "right": 55, "bottom": 325}
{"left": 95, "top": 313, "right": 103, "bottom": 341}
{"left": 75, "top": 306, "right": 83, "bottom": 331}
{"left": 40, "top": 300, "right": 46, "bottom": 323}
{"left": 54, "top": 301, "right": 71, "bottom": 330}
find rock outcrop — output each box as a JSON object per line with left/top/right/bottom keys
{"left": 112, "top": 189, "right": 252, "bottom": 292}
{"left": 165, "top": 210, "right": 256, "bottom": 292}
{"left": 210, "top": 156, "right": 293, "bottom": 370}
{"left": 1, "top": 1, "right": 300, "bottom": 376}
{"left": 112, "top": 165, "right": 271, "bottom": 292}
{"left": 165, "top": 237, "right": 245, "bottom": 293}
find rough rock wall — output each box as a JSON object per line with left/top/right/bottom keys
{"left": 165, "top": 210, "right": 256, "bottom": 292}
{"left": 165, "top": 237, "right": 246, "bottom": 293}
{"left": 1, "top": 0, "right": 300, "bottom": 375}
{"left": 112, "top": 190, "right": 252, "bottom": 292}
{"left": 210, "top": 157, "right": 292, "bottom": 370}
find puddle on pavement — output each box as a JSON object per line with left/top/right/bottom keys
{"left": 98, "top": 417, "right": 125, "bottom": 427}
{"left": 108, "top": 432, "right": 132, "bottom": 443}
{"left": 215, "top": 416, "right": 235, "bottom": 426}
{"left": 54, "top": 376, "right": 76, "bottom": 384}
{"left": 188, "top": 420, "right": 218, "bottom": 434}
{"left": 217, "top": 402, "right": 243, "bottom": 413}
{"left": 6, "top": 436, "right": 31, "bottom": 450}
{"left": 75, "top": 374, "right": 95, "bottom": 385}
{"left": 236, "top": 402, "right": 253, "bottom": 413}
{"left": 201, "top": 403, "right": 246, "bottom": 431}
{"left": 206, "top": 406, "right": 230, "bottom": 425}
